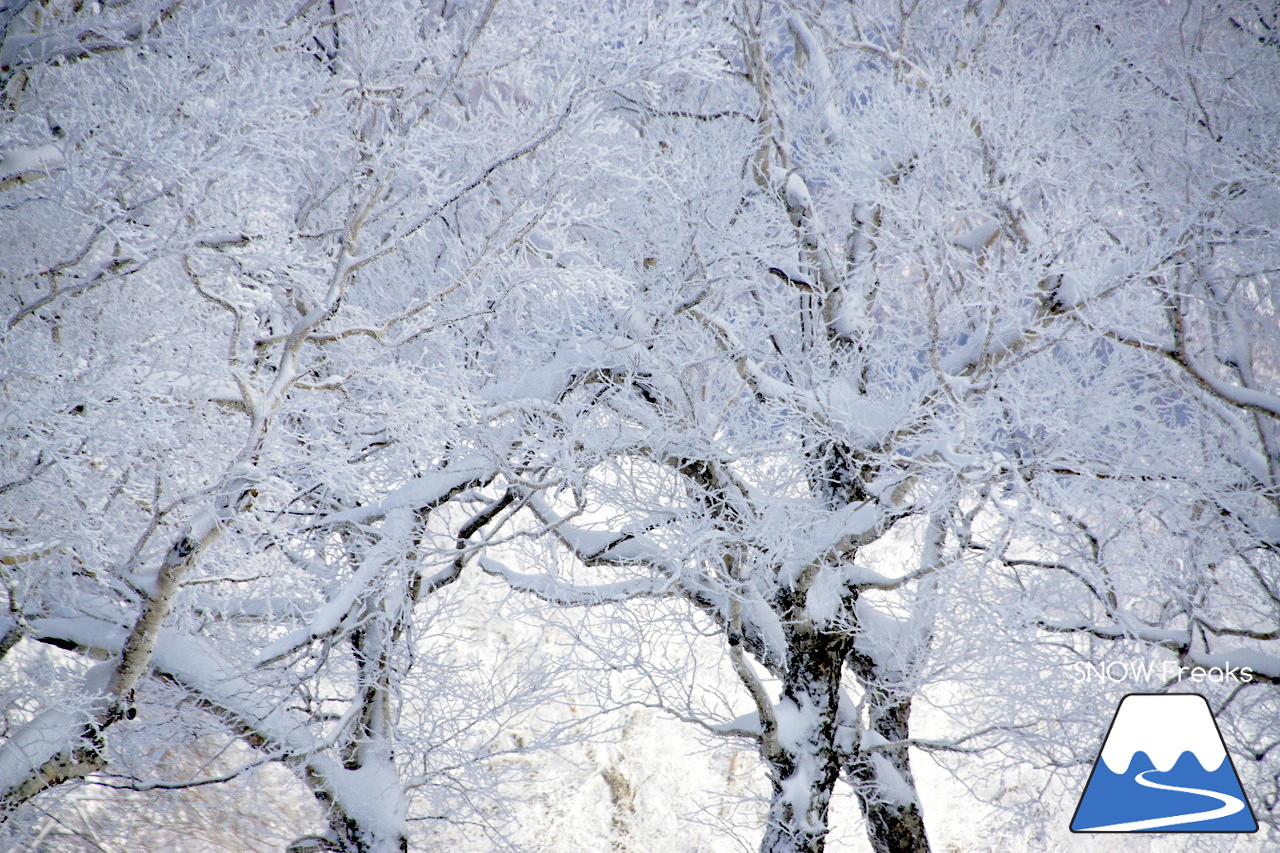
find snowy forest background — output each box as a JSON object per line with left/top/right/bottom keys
{"left": 1, "top": 1, "right": 1278, "bottom": 851}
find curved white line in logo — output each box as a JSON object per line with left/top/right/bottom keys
{"left": 1079, "top": 770, "right": 1246, "bottom": 832}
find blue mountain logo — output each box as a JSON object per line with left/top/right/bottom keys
{"left": 1072, "top": 693, "right": 1257, "bottom": 832}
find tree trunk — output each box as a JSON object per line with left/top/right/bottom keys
{"left": 845, "top": 684, "right": 930, "bottom": 853}
{"left": 760, "top": 630, "right": 847, "bottom": 853}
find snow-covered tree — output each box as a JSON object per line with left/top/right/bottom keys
{"left": 473, "top": 2, "right": 1280, "bottom": 851}
{"left": 2, "top": 2, "right": 1277, "bottom": 853}
{"left": 1, "top": 1, "right": 681, "bottom": 849}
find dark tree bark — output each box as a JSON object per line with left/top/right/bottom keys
{"left": 844, "top": 660, "right": 930, "bottom": 853}
{"left": 760, "top": 627, "right": 850, "bottom": 853}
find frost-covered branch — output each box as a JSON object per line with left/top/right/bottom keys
{"left": 478, "top": 557, "right": 669, "bottom": 607}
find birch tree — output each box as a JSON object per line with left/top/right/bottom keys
{"left": 0, "top": 1, "right": 677, "bottom": 849}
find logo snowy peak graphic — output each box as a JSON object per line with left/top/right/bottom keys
{"left": 1071, "top": 693, "right": 1257, "bottom": 832}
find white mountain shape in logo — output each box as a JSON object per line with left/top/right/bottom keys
{"left": 1099, "top": 694, "right": 1226, "bottom": 774}
{"left": 1073, "top": 692, "right": 1257, "bottom": 833}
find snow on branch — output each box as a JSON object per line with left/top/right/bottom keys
{"left": 0, "top": 144, "right": 63, "bottom": 187}
{"left": 525, "top": 492, "right": 679, "bottom": 570}
{"left": 18, "top": 616, "right": 411, "bottom": 848}
{"left": 0, "top": 663, "right": 113, "bottom": 810}
{"left": 478, "top": 335, "right": 636, "bottom": 407}
{"left": 1036, "top": 619, "right": 1191, "bottom": 651}
{"left": 847, "top": 39, "right": 933, "bottom": 87}
{"left": 0, "top": 1, "right": 184, "bottom": 72}
{"left": 689, "top": 307, "right": 826, "bottom": 420}
{"left": 478, "top": 556, "right": 669, "bottom": 606}
{"left": 353, "top": 101, "right": 575, "bottom": 271}
{"left": 1102, "top": 326, "right": 1280, "bottom": 421}
{"left": 27, "top": 615, "right": 320, "bottom": 757}
{"left": 257, "top": 507, "right": 418, "bottom": 667}
{"left": 316, "top": 455, "right": 492, "bottom": 526}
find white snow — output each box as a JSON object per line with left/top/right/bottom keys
{"left": 321, "top": 457, "right": 490, "bottom": 525}
{"left": 524, "top": 494, "right": 679, "bottom": 569}
{"left": 950, "top": 218, "right": 999, "bottom": 253}
{"left": 740, "top": 595, "right": 787, "bottom": 668}
{"left": 805, "top": 564, "right": 845, "bottom": 627}
{"left": 310, "top": 755, "right": 408, "bottom": 847}
{"left": 780, "top": 766, "right": 819, "bottom": 829}
{"left": 853, "top": 599, "right": 910, "bottom": 672}
{"left": 0, "top": 663, "right": 112, "bottom": 795}
{"left": 1099, "top": 694, "right": 1227, "bottom": 774}
{"left": 773, "top": 695, "right": 824, "bottom": 832}
{"left": 478, "top": 555, "right": 666, "bottom": 605}
{"left": 784, "top": 172, "right": 813, "bottom": 216}
{"left": 0, "top": 707, "right": 83, "bottom": 795}
{"left": 860, "top": 728, "right": 890, "bottom": 752}
{"left": 0, "top": 143, "right": 63, "bottom": 180}
{"left": 777, "top": 499, "right": 886, "bottom": 593}
{"left": 1244, "top": 514, "right": 1280, "bottom": 540}
{"left": 824, "top": 382, "right": 905, "bottom": 448}
{"left": 871, "top": 753, "right": 919, "bottom": 806}
{"left": 478, "top": 336, "right": 634, "bottom": 405}
{"left": 259, "top": 508, "right": 415, "bottom": 665}
{"left": 772, "top": 696, "right": 809, "bottom": 752}
{"left": 1203, "top": 374, "right": 1280, "bottom": 418}
{"left": 712, "top": 710, "right": 762, "bottom": 736}
{"left": 152, "top": 633, "right": 319, "bottom": 756}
